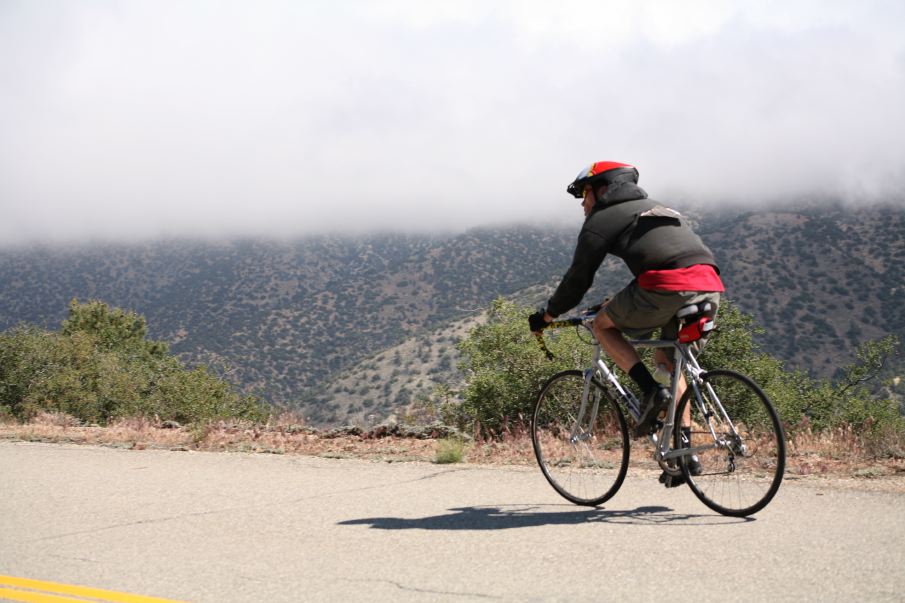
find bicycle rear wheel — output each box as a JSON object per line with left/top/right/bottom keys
{"left": 675, "top": 369, "right": 785, "bottom": 517}
{"left": 532, "top": 370, "right": 630, "bottom": 506}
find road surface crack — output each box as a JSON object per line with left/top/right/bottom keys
{"left": 31, "top": 468, "right": 468, "bottom": 542}
{"left": 32, "top": 508, "right": 234, "bottom": 542}
{"left": 283, "top": 467, "right": 469, "bottom": 504}
{"left": 346, "top": 577, "right": 502, "bottom": 600}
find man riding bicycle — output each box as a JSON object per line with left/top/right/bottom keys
{"left": 528, "top": 161, "right": 724, "bottom": 482}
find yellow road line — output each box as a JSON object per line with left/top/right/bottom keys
{"left": 0, "top": 587, "right": 85, "bottom": 603}
{"left": 0, "top": 576, "right": 189, "bottom": 603}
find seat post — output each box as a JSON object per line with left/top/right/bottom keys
{"left": 669, "top": 343, "right": 684, "bottom": 402}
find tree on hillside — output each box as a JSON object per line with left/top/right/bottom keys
{"left": 0, "top": 300, "right": 265, "bottom": 425}
{"left": 455, "top": 298, "right": 593, "bottom": 435}
{"left": 61, "top": 298, "right": 169, "bottom": 358}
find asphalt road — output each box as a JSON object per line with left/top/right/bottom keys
{"left": 1, "top": 441, "right": 903, "bottom": 602}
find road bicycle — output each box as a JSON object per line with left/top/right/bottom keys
{"left": 531, "top": 302, "right": 785, "bottom": 517}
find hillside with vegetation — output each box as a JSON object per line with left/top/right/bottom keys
{"left": 700, "top": 203, "right": 905, "bottom": 377}
{"left": 0, "top": 228, "right": 581, "bottom": 416}
{"left": 0, "top": 203, "right": 903, "bottom": 425}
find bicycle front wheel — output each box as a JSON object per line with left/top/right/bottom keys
{"left": 675, "top": 369, "right": 786, "bottom": 517}
{"left": 532, "top": 370, "right": 630, "bottom": 506}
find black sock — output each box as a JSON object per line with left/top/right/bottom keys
{"left": 628, "top": 362, "right": 658, "bottom": 396}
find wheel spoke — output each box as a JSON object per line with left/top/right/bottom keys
{"left": 533, "top": 371, "right": 629, "bottom": 506}
{"left": 676, "top": 369, "right": 785, "bottom": 516}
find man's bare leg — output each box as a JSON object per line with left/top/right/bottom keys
{"left": 654, "top": 347, "right": 692, "bottom": 427}
{"left": 593, "top": 310, "right": 671, "bottom": 437}
{"left": 591, "top": 311, "right": 641, "bottom": 372}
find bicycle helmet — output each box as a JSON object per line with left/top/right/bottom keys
{"left": 566, "top": 161, "right": 639, "bottom": 198}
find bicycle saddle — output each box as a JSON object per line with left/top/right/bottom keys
{"left": 676, "top": 302, "right": 714, "bottom": 320}
{"left": 676, "top": 302, "right": 716, "bottom": 343}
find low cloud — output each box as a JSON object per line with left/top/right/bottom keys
{"left": 1, "top": 1, "right": 903, "bottom": 244}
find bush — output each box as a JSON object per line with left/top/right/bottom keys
{"left": 696, "top": 300, "right": 813, "bottom": 423}
{"left": 435, "top": 438, "right": 466, "bottom": 464}
{"left": 455, "top": 298, "right": 594, "bottom": 435}
{"left": 456, "top": 297, "right": 903, "bottom": 449}
{"left": 0, "top": 299, "right": 267, "bottom": 425}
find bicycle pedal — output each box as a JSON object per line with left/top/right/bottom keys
{"left": 636, "top": 423, "right": 659, "bottom": 439}
{"left": 658, "top": 470, "right": 686, "bottom": 488}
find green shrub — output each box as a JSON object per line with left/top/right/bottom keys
{"left": 435, "top": 438, "right": 466, "bottom": 464}
{"left": 0, "top": 300, "right": 267, "bottom": 425}
{"left": 456, "top": 298, "right": 593, "bottom": 435}
{"left": 456, "top": 297, "right": 903, "bottom": 447}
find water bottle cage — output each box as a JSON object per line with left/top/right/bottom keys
{"left": 678, "top": 317, "right": 715, "bottom": 343}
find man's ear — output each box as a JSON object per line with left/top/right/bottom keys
{"left": 594, "top": 184, "right": 608, "bottom": 202}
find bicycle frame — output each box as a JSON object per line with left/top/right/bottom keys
{"left": 534, "top": 308, "right": 784, "bottom": 516}
{"left": 547, "top": 314, "right": 737, "bottom": 466}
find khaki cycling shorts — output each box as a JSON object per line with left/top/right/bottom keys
{"left": 603, "top": 280, "right": 721, "bottom": 348}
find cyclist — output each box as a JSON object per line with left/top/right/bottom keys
{"left": 528, "top": 161, "right": 723, "bottom": 483}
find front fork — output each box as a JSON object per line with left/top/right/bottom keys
{"left": 570, "top": 367, "right": 600, "bottom": 443}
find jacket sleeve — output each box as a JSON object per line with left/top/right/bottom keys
{"left": 545, "top": 228, "right": 609, "bottom": 317}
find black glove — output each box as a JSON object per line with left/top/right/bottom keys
{"left": 528, "top": 310, "right": 549, "bottom": 333}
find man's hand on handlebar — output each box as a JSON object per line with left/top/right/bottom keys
{"left": 528, "top": 309, "right": 553, "bottom": 334}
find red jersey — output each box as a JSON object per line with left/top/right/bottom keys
{"left": 637, "top": 264, "right": 724, "bottom": 292}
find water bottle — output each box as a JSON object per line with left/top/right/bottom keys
{"left": 653, "top": 363, "right": 671, "bottom": 386}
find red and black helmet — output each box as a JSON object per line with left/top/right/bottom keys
{"left": 566, "top": 161, "right": 639, "bottom": 198}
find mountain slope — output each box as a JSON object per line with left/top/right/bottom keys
{"left": 1, "top": 203, "right": 902, "bottom": 424}
{"left": 701, "top": 203, "right": 905, "bottom": 375}
{"left": 0, "top": 228, "right": 579, "bottom": 407}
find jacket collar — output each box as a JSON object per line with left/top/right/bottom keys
{"left": 591, "top": 182, "right": 648, "bottom": 213}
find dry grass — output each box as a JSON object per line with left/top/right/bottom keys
{"left": 786, "top": 424, "right": 905, "bottom": 479}
{"left": 0, "top": 412, "right": 442, "bottom": 461}
{"left": 2, "top": 413, "right": 904, "bottom": 490}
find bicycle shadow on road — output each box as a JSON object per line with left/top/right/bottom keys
{"left": 338, "top": 504, "right": 752, "bottom": 531}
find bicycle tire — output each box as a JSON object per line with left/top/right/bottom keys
{"left": 532, "top": 370, "right": 630, "bottom": 506}
{"left": 675, "top": 369, "right": 786, "bottom": 517}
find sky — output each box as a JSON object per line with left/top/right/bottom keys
{"left": 1, "top": 0, "right": 904, "bottom": 244}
